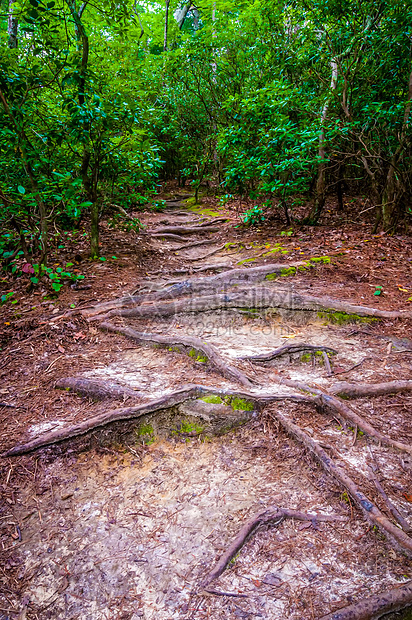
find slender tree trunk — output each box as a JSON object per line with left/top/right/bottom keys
{"left": 90, "top": 200, "right": 99, "bottom": 258}
{"left": 8, "top": 0, "right": 18, "bottom": 48}
{"left": 381, "top": 66, "right": 412, "bottom": 230}
{"left": 336, "top": 165, "right": 344, "bottom": 211}
{"left": 308, "top": 60, "right": 338, "bottom": 224}
{"left": 66, "top": 0, "right": 99, "bottom": 257}
{"left": 164, "top": 0, "right": 170, "bottom": 51}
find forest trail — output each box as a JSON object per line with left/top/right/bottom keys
{"left": 1, "top": 194, "right": 412, "bottom": 620}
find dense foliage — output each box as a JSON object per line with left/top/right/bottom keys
{"left": 1, "top": 0, "right": 411, "bottom": 271}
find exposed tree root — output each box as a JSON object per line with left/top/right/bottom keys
{"left": 201, "top": 506, "right": 347, "bottom": 588}
{"left": 241, "top": 343, "right": 338, "bottom": 362}
{"left": 268, "top": 407, "right": 412, "bottom": 555}
{"left": 332, "top": 359, "right": 367, "bottom": 375}
{"left": 250, "top": 371, "right": 412, "bottom": 454}
{"left": 330, "top": 380, "right": 412, "bottom": 399}
{"left": 188, "top": 244, "right": 227, "bottom": 262}
{"left": 81, "top": 263, "right": 303, "bottom": 318}
{"left": 319, "top": 580, "right": 412, "bottom": 620}
{"left": 196, "top": 217, "right": 229, "bottom": 227}
{"left": 367, "top": 461, "right": 412, "bottom": 535}
{"left": 99, "top": 321, "right": 253, "bottom": 386}
{"left": 174, "top": 239, "right": 217, "bottom": 251}
{"left": 187, "top": 264, "right": 233, "bottom": 274}
{"left": 55, "top": 377, "right": 140, "bottom": 401}
{"left": 1, "top": 385, "right": 310, "bottom": 457}
{"left": 170, "top": 264, "right": 232, "bottom": 277}
{"left": 149, "top": 225, "right": 219, "bottom": 235}
{"left": 151, "top": 233, "right": 188, "bottom": 241}
{"left": 95, "top": 287, "right": 412, "bottom": 322}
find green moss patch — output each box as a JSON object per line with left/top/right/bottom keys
{"left": 136, "top": 423, "right": 156, "bottom": 445}
{"left": 281, "top": 267, "right": 297, "bottom": 277}
{"left": 188, "top": 348, "right": 208, "bottom": 362}
{"left": 237, "top": 257, "right": 257, "bottom": 265}
{"left": 227, "top": 396, "right": 254, "bottom": 411}
{"left": 201, "top": 395, "right": 224, "bottom": 404}
{"left": 318, "top": 311, "right": 379, "bottom": 325}
{"left": 309, "top": 256, "right": 331, "bottom": 264}
{"left": 172, "top": 419, "right": 204, "bottom": 437}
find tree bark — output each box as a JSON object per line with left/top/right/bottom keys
{"left": 380, "top": 65, "right": 412, "bottom": 231}
{"left": 8, "top": 0, "right": 18, "bottom": 48}
{"left": 164, "top": 0, "right": 170, "bottom": 51}
{"left": 308, "top": 60, "right": 338, "bottom": 224}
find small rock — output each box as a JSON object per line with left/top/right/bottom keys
{"left": 262, "top": 572, "right": 283, "bottom": 586}
{"left": 61, "top": 493, "right": 73, "bottom": 501}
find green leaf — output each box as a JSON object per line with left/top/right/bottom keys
{"left": 30, "top": 277, "right": 39, "bottom": 283}
{"left": 17, "top": 186, "right": 26, "bottom": 195}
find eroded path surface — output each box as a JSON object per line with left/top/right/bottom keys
{"left": 1, "top": 196, "right": 412, "bottom": 620}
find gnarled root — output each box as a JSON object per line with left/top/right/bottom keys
{"left": 94, "top": 287, "right": 412, "bottom": 322}
{"left": 149, "top": 224, "right": 219, "bottom": 235}
{"left": 261, "top": 374, "right": 412, "bottom": 455}
{"left": 81, "top": 263, "right": 302, "bottom": 318}
{"left": 99, "top": 321, "right": 253, "bottom": 387}
{"left": 2, "top": 386, "right": 310, "bottom": 457}
{"left": 319, "top": 580, "right": 412, "bottom": 620}
{"left": 268, "top": 406, "right": 412, "bottom": 555}
{"left": 241, "top": 343, "right": 338, "bottom": 362}
{"left": 330, "top": 380, "right": 412, "bottom": 399}
{"left": 201, "top": 506, "right": 347, "bottom": 589}
{"left": 55, "top": 377, "right": 140, "bottom": 401}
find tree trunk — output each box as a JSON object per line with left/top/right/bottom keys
{"left": 164, "top": 0, "right": 170, "bottom": 51}
{"left": 381, "top": 66, "right": 412, "bottom": 231}
{"left": 90, "top": 200, "right": 100, "bottom": 258}
{"left": 8, "top": 0, "right": 18, "bottom": 48}
{"left": 336, "top": 166, "right": 344, "bottom": 212}
{"left": 307, "top": 60, "right": 338, "bottom": 224}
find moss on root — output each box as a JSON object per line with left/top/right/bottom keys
{"left": 309, "top": 256, "right": 331, "bottom": 264}
{"left": 226, "top": 397, "right": 254, "bottom": 411}
{"left": 318, "top": 311, "right": 379, "bottom": 325}
{"left": 281, "top": 267, "right": 297, "bottom": 277}
{"left": 201, "top": 395, "right": 224, "bottom": 404}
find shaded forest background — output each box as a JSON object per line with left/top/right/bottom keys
{"left": 0, "top": 0, "right": 411, "bottom": 270}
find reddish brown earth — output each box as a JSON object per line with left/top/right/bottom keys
{"left": 0, "top": 190, "right": 411, "bottom": 619}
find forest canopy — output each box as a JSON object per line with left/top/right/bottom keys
{"left": 0, "top": 0, "right": 411, "bottom": 264}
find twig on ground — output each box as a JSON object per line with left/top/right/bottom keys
{"left": 322, "top": 351, "right": 333, "bottom": 376}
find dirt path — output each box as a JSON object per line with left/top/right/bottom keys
{"left": 1, "top": 193, "right": 412, "bottom": 619}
